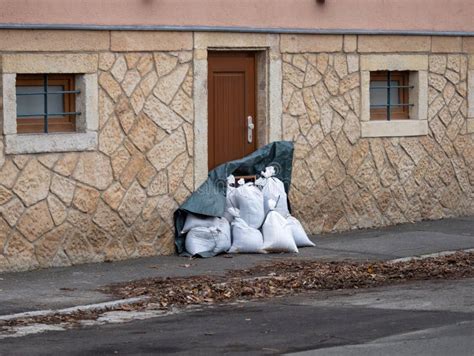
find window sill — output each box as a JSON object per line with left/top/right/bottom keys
{"left": 4, "top": 132, "right": 97, "bottom": 154}
{"left": 361, "top": 120, "right": 428, "bottom": 138}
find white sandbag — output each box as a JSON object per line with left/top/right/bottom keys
{"left": 227, "top": 208, "right": 264, "bottom": 254}
{"left": 287, "top": 216, "right": 315, "bottom": 247}
{"left": 233, "top": 180, "right": 265, "bottom": 228}
{"left": 262, "top": 199, "right": 298, "bottom": 253}
{"left": 185, "top": 227, "right": 218, "bottom": 256}
{"left": 214, "top": 217, "right": 232, "bottom": 253}
{"left": 185, "top": 218, "right": 231, "bottom": 255}
{"left": 223, "top": 175, "right": 237, "bottom": 222}
{"left": 182, "top": 213, "right": 220, "bottom": 233}
{"left": 257, "top": 166, "right": 289, "bottom": 217}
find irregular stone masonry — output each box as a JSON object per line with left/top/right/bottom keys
{"left": 0, "top": 35, "right": 473, "bottom": 273}
{"left": 284, "top": 53, "right": 473, "bottom": 234}
{"left": 0, "top": 51, "right": 194, "bottom": 272}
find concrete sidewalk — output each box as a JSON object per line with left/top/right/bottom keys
{"left": 0, "top": 216, "right": 473, "bottom": 316}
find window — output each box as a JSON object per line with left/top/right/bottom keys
{"left": 370, "top": 71, "right": 411, "bottom": 120}
{"left": 360, "top": 54, "right": 428, "bottom": 138}
{"left": 16, "top": 74, "right": 79, "bottom": 134}
{"left": 2, "top": 53, "right": 99, "bottom": 154}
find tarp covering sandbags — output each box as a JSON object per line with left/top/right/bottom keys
{"left": 174, "top": 141, "right": 293, "bottom": 256}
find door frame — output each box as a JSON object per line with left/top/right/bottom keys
{"left": 192, "top": 33, "right": 283, "bottom": 188}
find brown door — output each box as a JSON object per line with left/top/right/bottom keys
{"left": 208, "top": 52, "right": 257, "bottom": 170}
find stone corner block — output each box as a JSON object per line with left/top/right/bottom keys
{"left": 467, "top": 119, "right": 474, "bottom": 133}
{"left": 280, "top": 34, "right": 343, "bottom": 53}
{"left": 0, "top": 30, "right": 109, "bottom": 52}
{"left": 462, "top": 37, "right": 474, "bottom": 54}
{"left": 343, "top": 35, "right": 357, "bottom": 53}
{"left": 358, "top": 35, "right": 430, "bottom": 53}
{"left": 111, "top": 31, "right": 193, "bottom": 51}
{"left": 194, "top": 32, "right": 279, "bottom": 50}
{"left": 1, "top": 53, "right": 98, "bottom": 74}
{"left": 431, "top": 36, "right": 462, "bottom": 53}
{"left": 469, "top": 56, "right": 474, "bottom": 70}
{"left": 469, "top": 70, "right": 474, "bottom": 117}
{"left": 360, "top": 54, "right": 428, "bottom": 71}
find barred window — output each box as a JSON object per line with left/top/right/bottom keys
{"left": 369, "top": 71, "right": 412, "bottom": 121}
{"left": 16, "top": 74, "right": 80, "bottom": 134}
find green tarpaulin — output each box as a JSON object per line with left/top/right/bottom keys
{"left": 174, "top": 141, "right": 294, "bottom": 256}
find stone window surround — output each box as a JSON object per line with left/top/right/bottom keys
{"left": 360, "top": 54, "right": 428, "bottom": 138}
{"left": 193, "top": 33, "right": 283, "bottom": 188}
{"left": 1, "top": 53, "right": 99, "bottom": 154}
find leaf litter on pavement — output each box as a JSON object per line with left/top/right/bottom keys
{"left": 106, "top": 252, "right": 473, "bottom": 308}
{"left": 1, "top": 252, "right": 472, "bottom": 329}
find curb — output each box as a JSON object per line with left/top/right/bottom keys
{"left": 387, "top": 248, "right": 474, "bottom": 264}
{"left": 0, "top": 296, "right": 149, "bottom": 322}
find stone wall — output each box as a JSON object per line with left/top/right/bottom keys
{"left": 0, "top": 49, "right": 194, "bottom": 272}
{"left": 283, "top": 50, "right": 473, "bottom": 233}
{"left": 0, "top": 30, "right": 473, "bottom": 272}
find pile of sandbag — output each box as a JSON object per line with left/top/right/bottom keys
{"left": 183, "top": 167, "right": 314, "bottom": 256}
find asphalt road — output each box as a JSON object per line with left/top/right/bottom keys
{"left": 0, "top": 278, "right": 473, "bottom": 355}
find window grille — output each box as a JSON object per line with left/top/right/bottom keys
{"left": 369, "top": 71, "right": 413, "bottom": 121}
{"left": 16, "top": 74, "right": 81, "bottom": 133}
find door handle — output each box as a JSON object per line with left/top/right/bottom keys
{"left": 247, "top": 116, "right": 255, "bottom": 143}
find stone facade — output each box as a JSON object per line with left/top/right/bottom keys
{"left": 284, "top": 51, "right": 473, "bottom": 233}
{"left": 0, "top": 31, "right": 473, "bottom": 272}
{"left": 0, "top": 48, "right": 194, "bottom": 272}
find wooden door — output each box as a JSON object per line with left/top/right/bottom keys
{"left": 208, "top": 52, "right": 257, "bottom": 170}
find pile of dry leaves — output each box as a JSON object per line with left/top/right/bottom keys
{"left": 106, "top": 251, "right": 473, "bottom": 309}
{"left": 2, "top": 252, "right": 471, "bottom": 328}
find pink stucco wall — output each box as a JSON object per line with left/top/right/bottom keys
{"left": 0, "top": 0, "right": 473, "bottom": 32}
